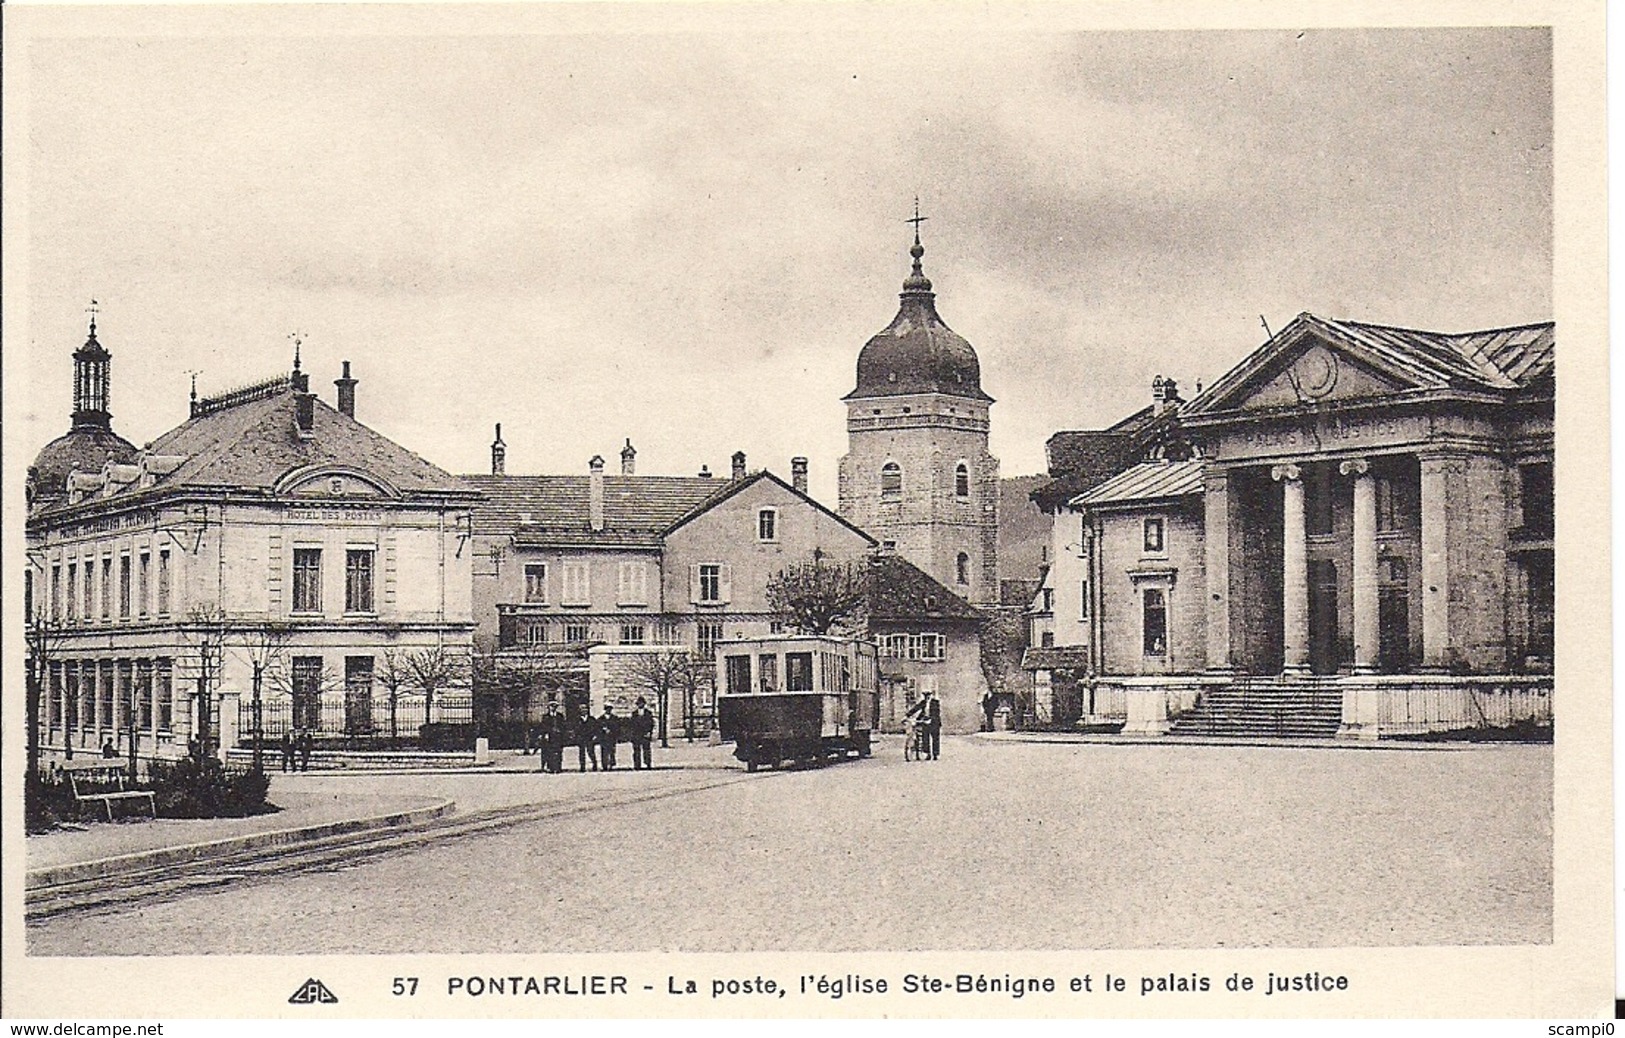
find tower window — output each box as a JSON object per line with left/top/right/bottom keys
{"left": 956, "top": 552, "right": 970, "bottom": 585}
{"left": 880, "top": 462, "right": 902, "bottom": 501}
{"left": 955, "top": 462, "right": 970, "bottom": 498}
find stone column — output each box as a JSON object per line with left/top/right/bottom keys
{"left": 1272, "top": 464, "right": 1309, "bottom": 673}
{"left": 1342, "top": 459, "right": 1379, "bottom": 673}
{"left": 1203, "top": 464, "right": 1232, "bottom": 672}
{"left": 1419, "top": 452, "right": 1458, "bottom": 670}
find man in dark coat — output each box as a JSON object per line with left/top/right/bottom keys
{"left": 629, "top": 697, "right": 656, "bottom": 770}
{"left": 539, "top": 700, "right": 565, "bottom": 773}
{"left": 297, "top": 728, "right": 314, "bottom": 771}
{"left": 906, "top": 691, "right": 942, "bottom": 760}
{"left": 280, "top": 730, "right": 295, "bottom": 773}
{"left": 598, "top": 705, "right": 619, "bottom": 771}
{"left": 924, "top": 692, "right": 941, "bottom": 759}
{"left": 574, "top": 705, "right": 599, "bottom": 772}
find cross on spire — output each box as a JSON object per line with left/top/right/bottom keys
{"left": 906, "top": 197, "right": 928, "bottom": 245}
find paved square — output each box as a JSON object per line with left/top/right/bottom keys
{"left": 29, "top": 738, "right": 1551, "bottom": 954}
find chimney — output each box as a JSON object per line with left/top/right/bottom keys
{"left": 731, "top": 451, "right": 747, "bottom": 481}
{"left": 589, "top": 455, "right": 606, "bottom": 532}
{"left": 621, "top": 438, "right": 636, "bottom": 476}
{"left": 294, "top": 390, "right": 316, "bottom": 438}
{"left": 491, "top": 423, "right": 506, "bottom": 476}
{"left": 334, "top": 360, "right": 357, "bottom": 418}
{"left": 791, "top": 457, "right": 809, "bottom": 495}
{"left": 1152, "top": 375, "right": 1181, "bottom": 417}
{"left": 698, "top": 465, "right": 712, "bottom": 479}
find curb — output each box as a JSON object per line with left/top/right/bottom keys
{"left": 967, "top": 732, "right": 1548, "bottom": 752}
{"left": 27, "top": 798, "right": 456, "bottom": 890}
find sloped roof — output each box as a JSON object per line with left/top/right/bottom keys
{"left": 865, "top": 554, "right": 981, "bottom": 624}
{"left": 1021, "top": 645, "right": 1092, "bottom": 671}
{"left": 1188, "top": 313, "right": 1555, "bottom": 415}
{"left": 1336, "top": 318, "right": 1554, "bottom": 389}
{"left": 663, "top": 470, "right": 876, "bottom": 544}
{"left": 1074, "top": 459, "right": 1204, "bottom": 508}
{"left": 31, "top": 388, "right": 474, "bottom": 519}
{"left": 460, "top": 473, "right": 725, "bottom": 538}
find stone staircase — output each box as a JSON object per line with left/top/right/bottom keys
{"left": 1167, "top": 678, "right": 1343, "bottom": 739}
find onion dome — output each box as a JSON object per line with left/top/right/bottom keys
{"left": 847, "top": 230, "right": 991, "bottom": 402}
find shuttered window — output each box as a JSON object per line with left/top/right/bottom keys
{"left": 617, "top": 561, "right": 649, "bottom": 606}
{"left": 562, "top": 562, "right": 591, "bottom": 606}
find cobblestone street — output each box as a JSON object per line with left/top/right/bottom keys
{"left": 29, "top": 738, "right": 1551, "bottom": 955}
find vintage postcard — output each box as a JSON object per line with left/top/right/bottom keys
{"left": 1, "top": 0, "right": 1611, "bottom": 1024}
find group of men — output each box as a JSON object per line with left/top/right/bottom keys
{"left": 533, "top": 698, "right": 658, "bottom": 773}
{"left": 278, "top": 729, "right": 315, "bottom": 772}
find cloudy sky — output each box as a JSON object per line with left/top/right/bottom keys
{"left": 14, "top": 12, "right": 1551, "bottom": 499}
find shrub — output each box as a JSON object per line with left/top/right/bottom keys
{"left": 147, "top": 757, "right": 275, "bottom": 818}
{"left": 25, "top": 773, "right": 78, "bottom": 833}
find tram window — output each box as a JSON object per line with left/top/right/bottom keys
{"left": 757, "top": 653, "right": 778, "bottom": 692}
{"left": 786, "top": 652, "right": 814, "bottom": 691}
{"left": 724, "top": 655, "right": 752, "bottom": 695}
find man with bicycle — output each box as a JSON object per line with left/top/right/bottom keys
{"left": 904, "top": 690, "right": 942, "bottom": 760}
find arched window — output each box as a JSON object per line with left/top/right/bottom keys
{"left": 956, "top": 552, "right": 970, "bottom": 585}
{"left": 955, "top": 462, "right": 970, "bottom": 498}
{"left": 880, "top": 462, "right": 902, "bottom": 500}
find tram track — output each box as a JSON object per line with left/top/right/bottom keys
{"left": 26, "top": 771, "right": 759, "bottom": 921}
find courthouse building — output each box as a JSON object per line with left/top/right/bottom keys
{"left": 1029, "top": 313, "right": 1554, "bottom": 738}
{"left": 26, "top": 318, "right": 479, "bottom": 760}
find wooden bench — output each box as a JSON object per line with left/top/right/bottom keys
{"left": 61, "top": 760, "right": 157, "bottom": 822}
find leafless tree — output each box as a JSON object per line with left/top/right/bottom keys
{"left": 375, "top": 646, "right": 415, "bottom": 746}
{"left": 764, "top": 555, "right": 869, "bottom": 636}
{"left": 624, "top": 647, "right": 708, "bottom": 748}
{"left": 25, "top": 610, "right": 68, "bottom": 825}
{"left": 407, "top": 643, "right": 467, "bottom": 729}
{"left": 183, "top": 604, "right": 232, "bottom": 763}
{"left": 472, "top": 639, "right": 575, "bottom": 752}
{"left": 233, "top": 622, "right": 293, "bottom": 773}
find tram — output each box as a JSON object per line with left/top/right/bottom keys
{"left": 715, "top": 634, "right": 880, "bottom": 771}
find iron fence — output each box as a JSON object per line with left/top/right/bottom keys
{"left": 239, "top": 693, "right": 476, "bottom": 746}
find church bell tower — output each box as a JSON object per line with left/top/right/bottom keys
{"left": 838, "top": 212, "right": 999, "bottom": 605}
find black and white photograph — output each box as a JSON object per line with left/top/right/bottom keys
{"left": 2, "top": 0, "right": 1611, "bottom": 1023}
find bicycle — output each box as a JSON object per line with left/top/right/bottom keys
{"left": 903, "top": 715, "right": 930, "bottom": 761}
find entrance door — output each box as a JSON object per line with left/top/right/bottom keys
{"left": 1308, "top": 560, "right": 1339, "bottom": 675}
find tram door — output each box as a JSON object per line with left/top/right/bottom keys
{"left": 1308, "top": 560, "right": 1339, "bottom": 675}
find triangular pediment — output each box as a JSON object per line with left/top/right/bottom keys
{"left": 1193, "top": 320, "right": 1425, "bottom": 415}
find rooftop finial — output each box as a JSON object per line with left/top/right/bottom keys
{"left": 288, "top": 331, "right": 304, "bottom": 372}
{"left": 906, "top": 197, "right": 928, "bottom": 257}
{"left": 902, "top": 198, "right": 932, "bottom": 293}
{"left": 85, "top": 298, "right": 99, "bottom": 337}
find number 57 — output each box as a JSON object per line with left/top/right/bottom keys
{"left": 392, "top": 977, "right": 419, "bottom": 996}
